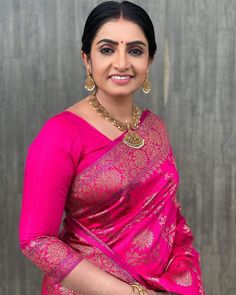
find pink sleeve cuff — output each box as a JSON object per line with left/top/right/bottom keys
{"left": 21, "top": 236, "right": 83, "bottom": 283}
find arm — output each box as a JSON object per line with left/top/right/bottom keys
{"left": 19, "top": 116, "right": 133, "bottom": 294}
{"left": 61, "top": 259, "right": 134, "bottom": 295}
{"left": 156, "top": 204, "right": 205, "bottom": 295}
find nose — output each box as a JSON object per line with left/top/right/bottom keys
{"left": 113, "top": 50, "right": 130, "bottom": 71}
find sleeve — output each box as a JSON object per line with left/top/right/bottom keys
{"left": 19, "top": 116, "right": 84, "bottom": 283}
{"left": 157, "top": 203, "right": 205, "bottom": 295}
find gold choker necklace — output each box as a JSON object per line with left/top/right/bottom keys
{"left": 88, "top": 92, "right": 144, "bottom": 149}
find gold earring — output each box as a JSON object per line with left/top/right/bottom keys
{"left": 141, "top": 73, "right": 151, "bottom": 94}
{"left": 84, "top": 70, "right": 95, "bottom": 91}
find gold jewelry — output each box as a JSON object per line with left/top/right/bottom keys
{"left": 88, "top": 91, "right": 144, "bottom": 149}
{"left": 141, "top": 73, "right": 151, "bottom": 94}
{"left": 84, "top": 70, "right": 95, "bottom": 91}
{"left": 123, "top": 126, "right": 145, "bottom": 149}
{"left": 130, "top": 283, "right": 148, "bottom": 295}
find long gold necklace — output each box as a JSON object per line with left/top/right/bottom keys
{"left": 88, "top": 92, "right": 144, "bottom": 149}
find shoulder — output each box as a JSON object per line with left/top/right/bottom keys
{"left": 144, "top": 109, "right": 174, "bottom": 155}
{"left": 28, "top": 111, "right": 83, "bottom": 159}
{"left": 144, "top": 109, "right": 171, "bottom": 142}
{"left": 32, "top": 112, "right": 75, "bottom": 142}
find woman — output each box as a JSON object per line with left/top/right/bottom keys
{"left": 19, "top": 1, "right": 205, "bottom": 294}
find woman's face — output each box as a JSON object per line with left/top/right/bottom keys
{"left": 82, "top": 18, "right": 151, "bottom": 98}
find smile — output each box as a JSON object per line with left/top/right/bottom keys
{"left": 110, "top": 75, "right": 132, "bottom": 80}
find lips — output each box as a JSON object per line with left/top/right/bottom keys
{"left": 109, "top": 74, "right": 133, "bottom": 80}
{"left": 109, "top": 75, "right": 133, "bottom": 87}
{"left": 109, "top": 75, "right": 133, "bottom": 85}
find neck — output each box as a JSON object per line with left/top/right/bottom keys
{"left": 95, "top": 89, "right": 134, "bottom": 122}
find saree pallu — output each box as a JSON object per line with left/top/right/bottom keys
{"left": 21, "top": 110, "right": 204, "bottom": 295}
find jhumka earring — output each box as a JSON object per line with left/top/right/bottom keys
{"left": 141, "top": 72, "right": 151, "bottom": 94}
{"left": 84, "top": 70, "right": 95, "bottom": 91}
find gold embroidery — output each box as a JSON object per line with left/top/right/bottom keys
{"left": 125, "top": 229, "right": 160, "bottom": 266}
{"left": 183, "top": 224, "right": 191, "bottom": 233}
{"left": 47, "top": 242, "right": 68, "bottom": 263}
{"left": 58, "top": 286, "right": 78, "bottom": 295}
{"left": 164, "top": 172, "right": 174, "bottom": 180}
{"left": 172, "top": 270, "right": 193, "bottom": 287}
{"left": 158, "top": 214, "right": 167, "bottom": 225}
{"left": 161, "top": 223, "right": 176, "bottom": 248}
{"left": 94, "top": 169, "right": 122, "bottom": 194}
{"left": 22, "top": 237, "right": 80, "bottom": 275}
{"left": 131, "top": 149, "right": 148, "bottom": 169}
{"left": 125, "top": 242, "right": 160, "bottom": 266}
{"left": 132, "top": 229, "right": 154, "bottom": 250}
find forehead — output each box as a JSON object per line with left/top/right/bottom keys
{"left": 94, "top": 19, "right": 147, "bottom": 43}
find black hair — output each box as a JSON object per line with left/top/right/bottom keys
{"left": 81, "top": 1, "right": 157, "bottom": 59}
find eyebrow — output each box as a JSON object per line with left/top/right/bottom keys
{"left": 96, "top": 39, "right": 147, "bottom": 46}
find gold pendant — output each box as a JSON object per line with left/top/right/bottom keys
{"left": 123, "top": 130, "right": 144, "bottom": 149}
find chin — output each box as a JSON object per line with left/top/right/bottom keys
{"left": 96, "top": 83, "right": 141, "bottom": 98}
{"left": 107, "top": 87, "right": 139, "bottom": 97}
{"left": 112, "top": 91, "right": 133, "bottom": 97}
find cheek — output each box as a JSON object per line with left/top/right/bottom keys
{"left": 91, "top": 57, "right": 110, "bottom": 74}
{"left": 134, "top": 58, "right": 149, "bottom": 73}
{"left": 136, "top": 64, "right": 149, "bottom": 76}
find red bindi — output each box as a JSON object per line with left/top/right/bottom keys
{"left": 120, "top": 40, "right": 124, "bottom": 44}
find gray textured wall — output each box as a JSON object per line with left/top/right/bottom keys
{"left": 1, "top": 0, "right": 236, "bottom": 294}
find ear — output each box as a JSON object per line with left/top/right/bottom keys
{"left": 81, "top": 51, "right": 91, "bottom": 72}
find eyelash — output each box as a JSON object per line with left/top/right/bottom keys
{"left": 129, "top": 48, "right": 144, "bottom": 56}
{"left": 100, "top": 47, "right": 144, "bottom": 56}
{"left": 100, "top": 48, "right": 114, "bottom": 55}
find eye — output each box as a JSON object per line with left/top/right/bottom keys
{"left": 129, "top": 48, "right": 144, "bottom": 56}
{"left": 100, "top": 47, "right": 114, "bottom": 55}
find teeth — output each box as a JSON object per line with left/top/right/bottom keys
{"left": 111, "top": 75, "right": 130, "bottom": 80}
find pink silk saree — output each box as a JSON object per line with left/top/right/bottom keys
{"left": 19, "top": 109, "right": 204, "bottom": 295}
